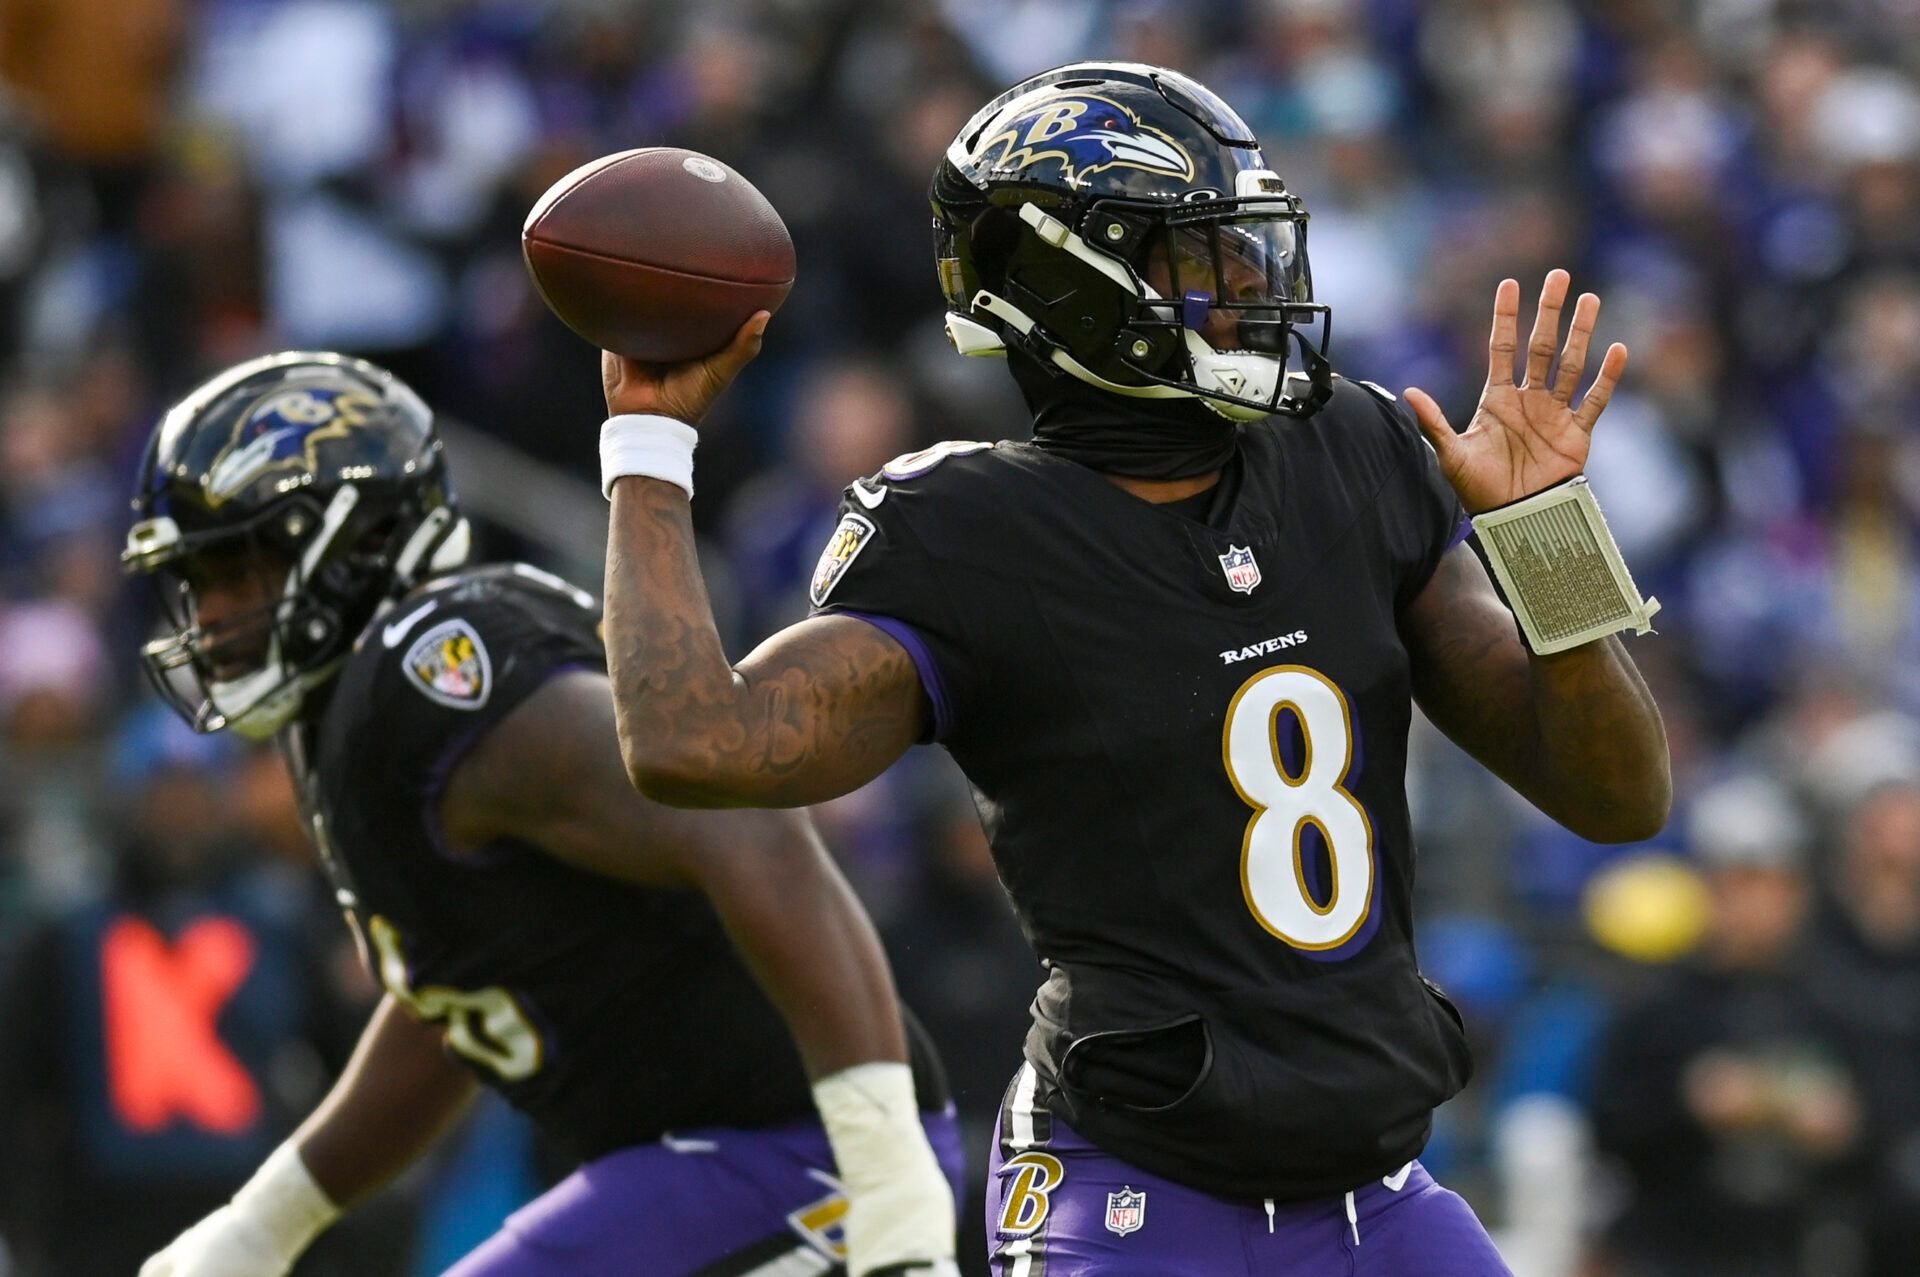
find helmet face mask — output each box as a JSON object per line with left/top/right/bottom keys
{"left": 932, "top": 63, "right": 1335, "bottom": 420}
{"left": 133, "top": 491, "right": 357, "bottom": 737}
{"left": 124, "top": 352, "right": 468, "bottom": 737}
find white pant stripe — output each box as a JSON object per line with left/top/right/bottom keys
{"left": 1008, "top": 1062, "right": 1039, "bottom": 1152}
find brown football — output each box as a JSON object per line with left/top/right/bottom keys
{"left": 522, "top": 148, "right": 795, "bottom": 363}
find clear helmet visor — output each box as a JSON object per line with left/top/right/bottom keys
{"left": 1142, "top": 214, "right": 1310, "bottom": 354}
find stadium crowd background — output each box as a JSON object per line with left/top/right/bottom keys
{"left": 0, "top": 0, "right": 1918, "bottom": 1274}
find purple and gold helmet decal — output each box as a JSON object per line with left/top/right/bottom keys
{"left": 970, "top": 93, "right": 1195, "bottom": 186}
{"left": 202, "top": 381, "right": 380, "bottom": 506}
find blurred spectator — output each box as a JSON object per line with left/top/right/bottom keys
{"left": 0, "top": 0, "right": 185, "bottom": 232}
{"left": 726, "top": 356, "right": 917, "bottom": 636}
{"left": 1589, "top": 776, "right": 1865, "bottom": 1277}
{"left": 0, "top": 600, "right": 108, "bottom": 749}
{"left": 1417, "top": 0, "right": 1581, "bottom": 172}
{"left": 1806, "top": 780, "right": 1920, "bottom": 1276}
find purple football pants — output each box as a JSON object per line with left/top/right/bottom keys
{"left": 986, "top": 1065, "right": 1513, "bottom": 1276}
{"left": 441, "top": 1108, "right": 965, "bottom": 1276}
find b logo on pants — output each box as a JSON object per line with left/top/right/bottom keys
{"left": 998, "top": 1151, "right": 1065, "bottom": 1236}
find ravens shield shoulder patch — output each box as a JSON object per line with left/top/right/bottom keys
{"left": 810, "top": 512, "right": 875, "bottom": 607}
{"left": 402, "top": 618, "right": 491, "bottom": 709}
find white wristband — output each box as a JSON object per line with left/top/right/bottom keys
{"left": 600, "top": 414, "right": 698, "bottom": 499}
{"left": 230, "top": 1142, "right": 340, "bottom": 1263}
{"left": 812, "top": 1061, "right": 956, "bottom": 1272}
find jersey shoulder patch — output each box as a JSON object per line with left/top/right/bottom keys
{"left": 881, "top": 439, "right": 995, "bottom": 481}
{"left": 365, "top": 570, "right": 530, "bottom": 712}
{"left": 809, "top": 511, "right": 877, "bottom": 607}
{"left": 399, "top": 616, "right": 492, "bottom": 709}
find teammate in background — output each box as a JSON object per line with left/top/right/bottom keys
{"left": 124, "top": 353, "right": 960, "bottom": 1277}
{"left": 591, "top": 64, "right": 1668, "bottom": 1275}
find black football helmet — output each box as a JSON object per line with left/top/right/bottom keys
{"left": 931, "top": 62, "right": 1333, "bottom": 420}
{"left": 123, "top": 352, "right": 470, "bottom": 738}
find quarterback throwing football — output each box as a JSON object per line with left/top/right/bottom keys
{"left": 593, "top": 64, "right": 1668, "bottom": 1275}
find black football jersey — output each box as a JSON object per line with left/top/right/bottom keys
{"left": 811, "top": 377, "right": 1473, "bottom": 1200}
{"left": 288, "top": 564, "right": 944, "bottom": 1163}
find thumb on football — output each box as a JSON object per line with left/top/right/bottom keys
{"left": 682, "top": 309, "right": 770, "bottom": 386}
{"left": 678, "top": 310, "right": 770, "bottom": 421}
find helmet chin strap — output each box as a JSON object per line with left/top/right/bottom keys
{"left": 1183, "top": 339, "right": 1284, "bottom": 421}
{"left": 207, "top": 653, "right": 317, "bottom": 740}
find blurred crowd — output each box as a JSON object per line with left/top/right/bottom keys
{"left": 1, "top": 1, "right": 1919, "bottom": 1275}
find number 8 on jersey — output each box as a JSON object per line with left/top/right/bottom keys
{"left": 1223, "top": 665, "right": 1376, "bottom": 952}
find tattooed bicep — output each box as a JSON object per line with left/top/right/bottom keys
{"left": 635, "top": 614, "right": 929, "bottom": 805}
{"left": 735, "top": 614, "right": 930, "bottom": 780}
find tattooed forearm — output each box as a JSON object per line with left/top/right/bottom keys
{"left": 1403, "top": 545, "right": 1670, "bottom": 842}
{"left": 602, "top": 478, "right": 927, "bottom": 808}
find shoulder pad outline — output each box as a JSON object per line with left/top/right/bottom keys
{"left": 881, "top": 440, "right": 995, "bottom": 482}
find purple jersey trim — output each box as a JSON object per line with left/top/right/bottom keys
{"left": 1446, "top": 511, "right": 1473, "bottom": 552}
{"left": 834, "top": 611, "right": 954, "bottom": 742}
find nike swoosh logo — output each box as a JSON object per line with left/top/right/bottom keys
{"left": 382, "top": 601, "right": 437, "bottom": 648}
{"left": 850, "top": 480, "right": 887, "bottom": 509}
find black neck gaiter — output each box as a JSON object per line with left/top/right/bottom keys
{"left": 1009, "top": 349, "right": 1240, "bottom": 480}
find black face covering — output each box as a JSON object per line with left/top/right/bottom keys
{"left": 1009, "top": 349, "right": 1240, "bottom": 480}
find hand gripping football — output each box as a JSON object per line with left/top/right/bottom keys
{"left": 523, "top": 148, "right": 795, "bottom": 363}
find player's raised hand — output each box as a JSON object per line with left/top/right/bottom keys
{"left": 1403, "top": 270, "right": 1628, "bottom": 514}
{"left": 601, "top": 310, "right": 771, "bottom": 426}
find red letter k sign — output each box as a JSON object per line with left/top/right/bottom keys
{"left": 102, "top": 916, "right": 262, "bottom": 1134}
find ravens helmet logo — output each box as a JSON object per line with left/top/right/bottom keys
{"left": 203, "top": 384, "right": 378, "bottom": 506}
{"left": 973, "top": 94, "right": 1194, "bottom": 186}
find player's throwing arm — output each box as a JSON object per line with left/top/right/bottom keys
{"left": 530, "top": 153, "right": 955, "bottom": 1275}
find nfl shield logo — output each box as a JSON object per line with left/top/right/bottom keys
{"left": 1218, "top": 545, "right": 1261, "bottom": 594}
{"left": 1105, "top": 1187, "right": 1146, "bottom": 1236}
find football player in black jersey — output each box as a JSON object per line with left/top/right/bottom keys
{"left": 124, "top": 354, "right": 962, "bottom": 1277}
{"left": 590, "top": 64, "right": 1668, "bottom": 1276}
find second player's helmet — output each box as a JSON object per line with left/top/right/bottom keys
{"left": 122, "top": 352, "right": 470, "bottom": 738}
{"left": 932, "top": 62, "right": 1333, "bottom": 420}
